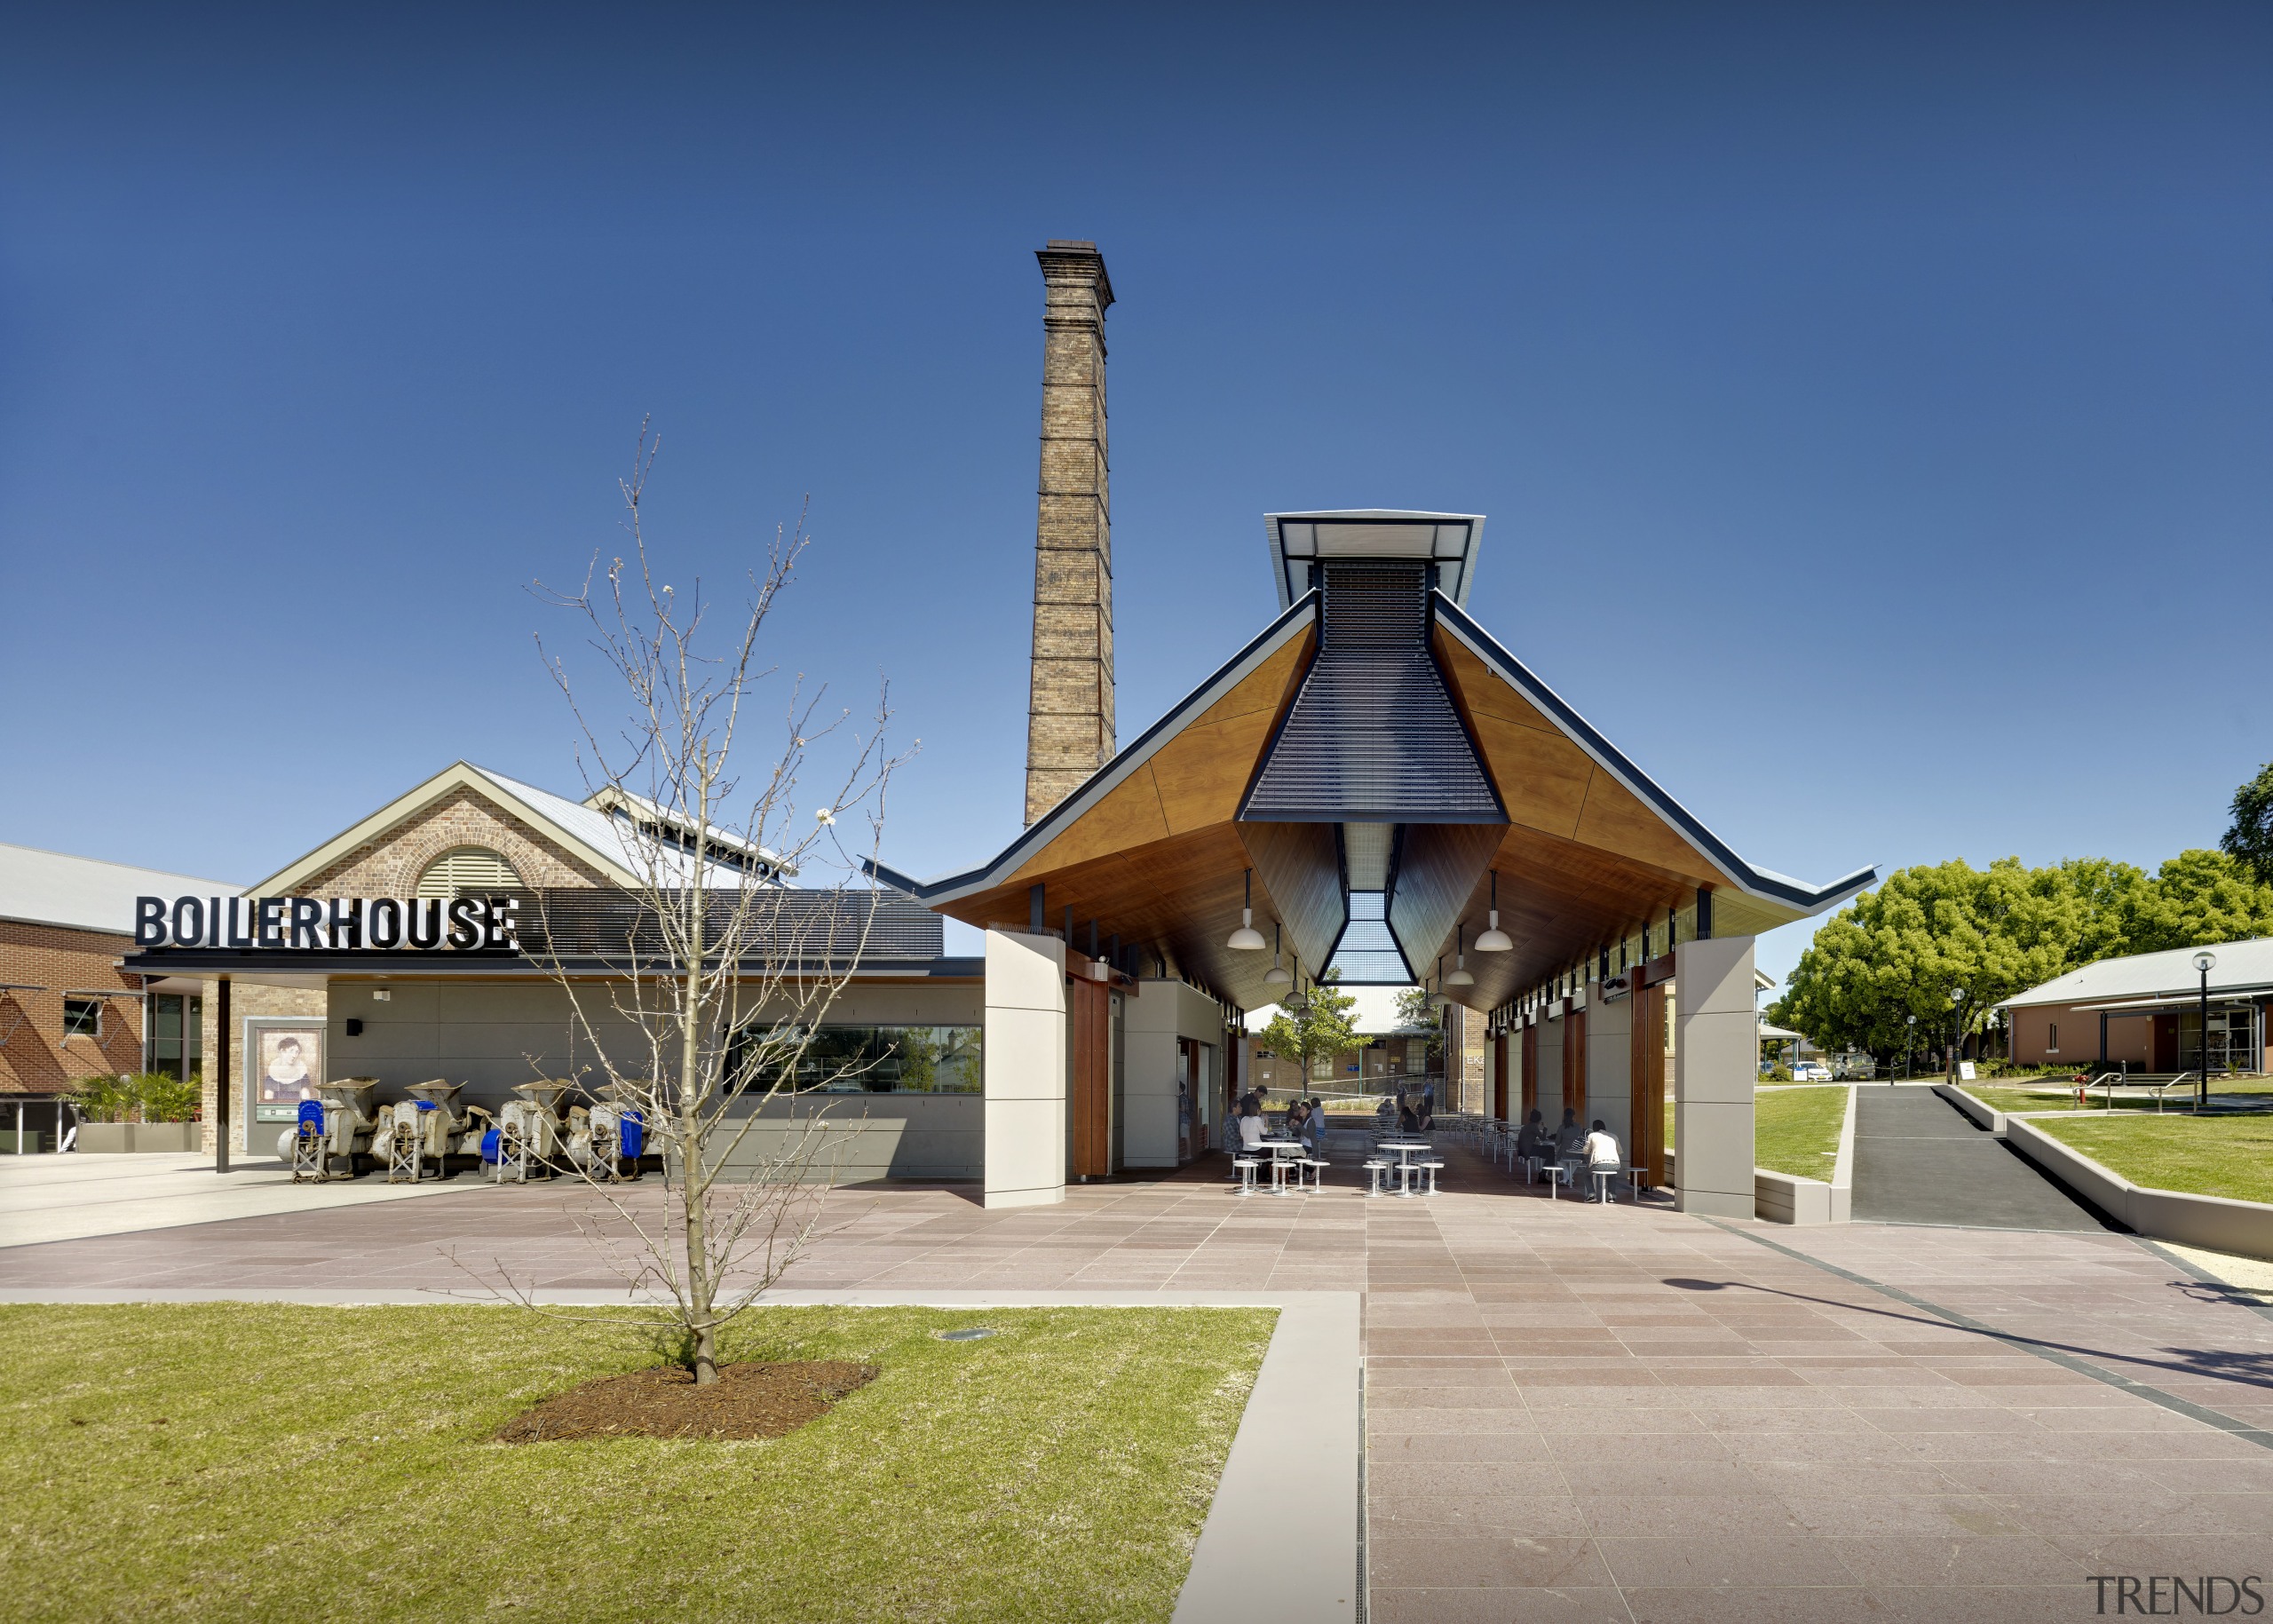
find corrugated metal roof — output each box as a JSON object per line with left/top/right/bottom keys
{"left": 0, "top": 842, "right": 242, "bottom": 935}
{"left": 1999, "top": 937, "right": 2273, "bottom": 1009}
{"left": 466, "top": 765, "right": 780, "bottom": 890}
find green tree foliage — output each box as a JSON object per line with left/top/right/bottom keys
{"left": 2220, "top": 761, "right": 2273, "bottom": 886}
{"left": 1392, "top": 986, "right": 1438, "bottom": 1030}
{"left": 1770, "top": 852, "right": 2273, "bottom": 1066}
{"left": 1258, "top": 975, "right": 1360, "bottom": 1087}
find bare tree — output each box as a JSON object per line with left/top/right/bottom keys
{"left": 508, "top": 424, "right": 906, "bottom": 1384}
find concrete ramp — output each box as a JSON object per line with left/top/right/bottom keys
{"left": 1849, "top": 1087, "right": 2107, "bottom": 1231}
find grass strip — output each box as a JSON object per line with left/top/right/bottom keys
{"left": 1751, "top": 1084, "right": 1849, "bottom": 1180}
{"left": 0, "top": 1303, "right": 1274, "bottom": 1623}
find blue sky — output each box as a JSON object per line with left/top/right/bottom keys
{"left": 4, "top": 4, "right": 2268, "bottom": 984}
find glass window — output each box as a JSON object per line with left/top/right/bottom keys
{"left": 730, "top": 1024, "right": 981, "bottom": 1094}
{"left": 63, "top": 997, "right": 102, "bottom": 1039}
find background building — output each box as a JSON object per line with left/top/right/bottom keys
{"left": 2000, "top": 939, "right": 2269, "bottom": 1074}
{"left": 0, "top": 842, "right": 241, "bottom": 1147}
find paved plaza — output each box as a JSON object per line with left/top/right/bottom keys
{"left": 9, "top": 1143, "right": 2273, "bottom": 1622}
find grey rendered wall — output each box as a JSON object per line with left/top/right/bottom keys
{"left": 1122, "top": 979, "right": 1221, "bottom": 1169}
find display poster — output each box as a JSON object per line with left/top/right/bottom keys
{"left": 252, "top": 1022, "right": 325, "bottom": 1122}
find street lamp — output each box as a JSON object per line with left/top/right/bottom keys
{"left": 1905, "top": 1013, "right": 1916, "bottom": 1081}
{"left": 2194, "top": 950, "right": 2217, "bottom": 1113}
{"left": 1948, "top": 987, "right": 1966, "bottom": 1086}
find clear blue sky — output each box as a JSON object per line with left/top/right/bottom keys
{"left": 4, "top": 4, "right": 2268, "bottom": 984}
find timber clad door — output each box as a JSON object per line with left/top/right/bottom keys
{"left": 1521, "top": 1025, "right": 1538, "bottom": 1119}
{"left": 1629, "top": 983, "right": 1665, "bottom": 1187}
{"left": 1071, "top": 975, "right": 1112, "bottom": 1178}
{"left": 1563, "top": 1010, "right": 1586, "bottom": 1120}
{"left": 1492, "top": 1034, "right": 1509, "bottom": 1121}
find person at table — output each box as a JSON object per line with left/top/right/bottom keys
{"left": 1303, "top": 1097, "right": 1329, "bottom": 1152}
{"left": 1582, "top": 1119, "right": 1623, "bottom": 1200}
{"left": 1238, "top": 1096, "right": 1267, "bottom": 1153}
{"left": 1414, "top": 1092, "right": 1435, "bottom": 1133}
{"left": 1516, "top": 1109, "right": 1548, "bottom": 1162}
{"left": 1554, "top": 1108, "right": 1586, "bottom": 1159}
{"left": 1374, "top": 1092, "right": 1398, "bottom": 1129}
{"left": 1285, "top": 1099, "right": 1310, "bottom": 1144}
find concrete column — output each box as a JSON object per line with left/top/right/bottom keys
{"left": 983, "top": 929, "right": 1067, "bottom": 1208}
{"left": 1586, "top": 978, "right": 1632, "bottom": 1151}
{"left": 1675, "top": 936, "right": 1756, "bottom": 1219}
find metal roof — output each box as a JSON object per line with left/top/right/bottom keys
{"left": 1998, "top": 937, "right": 2273, "bottom": 1010}
{"left": 1265, "top": 510, "right": 1485, "bottom": 609}
{"left": 0, "top": 842, "right": 242, "bottom": 935}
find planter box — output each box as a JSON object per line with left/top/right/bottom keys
{"left": 73, "top": 1121, "right": 202, "bottom": 1154}
{"left": 2002, "top": 1115, "right": 2273, "bottom": 1259}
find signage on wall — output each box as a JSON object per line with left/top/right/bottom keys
{"left": 133, "top": 896, "right": 521, "bottom": 954}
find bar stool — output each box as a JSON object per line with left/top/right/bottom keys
{"left": 1362, "top": 1159, "right": 1390, "bottom": 1196}
{"left": 1232, "top": 1157, "right": 1260, "bottom": 1194}
{"left": 1416, "top": 1160, "right": 1444, "bottom": 1195}
{"left": 1587, "top": 1167, "right": 1618, "bottom": 1203}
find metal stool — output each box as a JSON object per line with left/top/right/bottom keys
{"left": 1232, "top": 1158, "right": 1260, "bottom": 1194}
{"left": 1417, "top": 1160, "right": 1444, "bottom": 1195}
{"left": 1588, "top": 1167, "right": 1618, "bottom": 1203}
{"left": 1362, "top": 1159, "right": 1390, "bottom": 1196}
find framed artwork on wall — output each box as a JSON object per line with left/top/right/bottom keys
{"left": 247, "top": 1018, "right": 325, "bottom": 1125}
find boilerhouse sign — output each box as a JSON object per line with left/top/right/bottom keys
{"left": 134, "top": 895, "right": 522, "bottom": 954}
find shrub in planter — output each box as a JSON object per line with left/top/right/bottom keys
{"left": 66, "top": 1073, "right": 201, "bottom": 1124}
{"left": 66, "top": 1074, "right": 140, "bottom": 1124}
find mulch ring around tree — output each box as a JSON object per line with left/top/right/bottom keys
{"left": 495, "top": 1360, "right": 878, "bottom": 1443}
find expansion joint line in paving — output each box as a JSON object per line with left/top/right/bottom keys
{"left": 1706, "top": 1218, "right": 2273, "bottom": 1454}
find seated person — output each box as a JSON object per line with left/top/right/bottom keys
{"left": 1238, "top": 1097, "right": 1267, "bottom": 1152}
{"left": 1397, "top": 1097, "right": 1421, "bottom": 1134}
{"left": 1413, "top": 1094, "right": 1435, "bottom": 1132}
{"left": 1582, "top": 1119, "right": 1624, "bottom": 1199}
{"left": 1515, "top": 1109, "right": 1548, "bottom": 1161}
{"left": 1554, "top": 1108, "right": 1587, "bottom": 1159}
{"left": 1300, "top": 1098, "right": 1327, "bottom": 1151}
{"left": 1374, "top": 1091, "right": 1398, "bottom": 1128}
{"left": 1285, "top": 1100, "right": 1310, "bottom": 1142}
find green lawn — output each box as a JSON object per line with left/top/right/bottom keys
{"left": 2037, "top": 1114, "right": 2273, "bottom": 1206}
{"left": 1659, "top": 1085, "right": 1849, "bottom": 1178}
{"left": 0, "top": 1303, "right": 1275, "bottom": 1623}
{"left": 1753, "top": 1084, "right": 1850, "bottom": 1179}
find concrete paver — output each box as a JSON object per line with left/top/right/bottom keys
{"left": 7, "top": 1141, "right": 2273, "bottom": 1620}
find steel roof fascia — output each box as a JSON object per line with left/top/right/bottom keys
{"left": 1432, "top": 597, "right": 1875, "bottom": 915}
{"left": 861, "top": 593, "right": 1323, "bottom": 904}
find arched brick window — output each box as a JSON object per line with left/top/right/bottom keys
{"left": 415, "top": 845, "right": 524, "bottom": 898}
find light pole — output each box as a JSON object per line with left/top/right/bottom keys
{"left": 1905, "top": 1014, "right": 1915, "bottom": 1081}
{"left": 1948, "top": 987, "right": 1966, "bottom": 1086}
{"left": 2194, "top": 950, "right": 2217, "bottom": 1113}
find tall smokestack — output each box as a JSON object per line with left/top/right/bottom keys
{"left": 1025, "top": 240, "right": 1115, "bottom": 826}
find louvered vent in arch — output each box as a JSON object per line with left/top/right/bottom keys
{"left": 416, "top": 846, "right": 525, "bottom": 898}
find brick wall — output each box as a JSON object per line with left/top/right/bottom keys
{"left": 0, "top": 920, "right": 147, "bottom": 1095}
{"left": 295, "top": 784, "right": 613, "bottom": 897}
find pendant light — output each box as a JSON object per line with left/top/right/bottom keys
{"left": 1476, "top": 874, "right": 1513, "bottom": 953}
{"left": 1284, "top": 961, "right": 1308, "bottom": 1014}
{"left": 1263, "top": 922, "right": 1292, "bottom": 986}
{"left": 1446, "top": 923, "right": 1475, "bottom": 986}
{"left": 1428, "top": 956, "right": 1448, "bottom": 1010}
{"left": 1227, "top": 868, "right": 1266, "bottom": 950}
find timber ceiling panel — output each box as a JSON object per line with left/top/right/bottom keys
{"left": 1237, "top": 820, "right": 1344, "bottom": 976}
{"left": 1007, "top": 630, "right": 1310, "bottom": 883}
{"left": 1388, "top": 822, "right": 1504, "bottom": 986}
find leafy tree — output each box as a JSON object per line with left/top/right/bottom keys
{"left": 2222, "top": 761, "right": 2273, "bottom": 886}
{"left": 1772, "top": 850, "right": 2273, "bottom": 1071}
{"left": 1392, "top": 986, "right": 1438, "bottom": 1030}
{"left": 1257, "top": 974, "right": 1359, "bottom": 1090}
{"left": 1770, "top": 858, "right": 2100, "bottom": 1072}
{"left": 2126, "top": 849, "right": 2273, "bottom": 954}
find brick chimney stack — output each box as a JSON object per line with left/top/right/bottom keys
{"left": 1024, "top": 240, "right": 1115, "bottom": 826}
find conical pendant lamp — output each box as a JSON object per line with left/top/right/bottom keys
{"left": 1228, "top": 868, "right": 1266, "bottom": 950}
{"left": 1263, "top": 922, "right": 1292, "bottom": 986}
